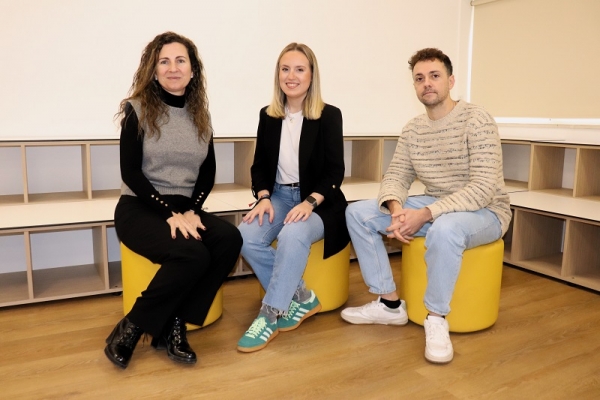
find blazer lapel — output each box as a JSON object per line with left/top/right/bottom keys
{"left": 298, "top": 117, "right": 319, "bottom": 173}
{"left": 267, "top": 116, "right": 283, "bottom": 170}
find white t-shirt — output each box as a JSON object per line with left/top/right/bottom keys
{"left": 276, "top": 109, "right": 303, "bottom": 184}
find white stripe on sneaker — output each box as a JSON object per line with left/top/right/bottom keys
{"left": 259, "top": 327, "right": 274, "bottom": 342}
{"left": 292, "top": 307, "right": 310, "bottom": 321}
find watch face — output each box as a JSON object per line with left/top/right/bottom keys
{"left": 306, "top": 195, "right": 317, "bottom": 208}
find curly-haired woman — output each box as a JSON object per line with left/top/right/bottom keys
{"left": 104, "top": 32, "right": 241, "bottom": 369}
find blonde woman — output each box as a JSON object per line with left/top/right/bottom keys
{"left": 237, "top": 43, "right": 349, "bottom": 352}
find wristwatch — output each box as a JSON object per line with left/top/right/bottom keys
{"left": 305, "top": 195, "right": 318, "bottom": 209}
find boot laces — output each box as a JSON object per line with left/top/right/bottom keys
{"left": 171, "top": 319, "right": 187, "bottom": 345}
{"left": 118, "top": 323, "right": 141, "bottom": 347}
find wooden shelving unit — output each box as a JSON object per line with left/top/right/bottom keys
{"left": 502, "top": 140, "right": 600, "bottom": 292}
{"left": 1, "top": 136, "right": 599, "bottom": 308}
{"left": 0, "top": 137, "right": 274, "bottom": 307}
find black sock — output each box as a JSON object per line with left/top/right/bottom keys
{"left": 380, "top": 298, "right": 401, "bottom": 309}
{"left": 427, "top": 313, "right": 445, "bottom": 319}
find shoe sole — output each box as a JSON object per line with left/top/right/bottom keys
{"left": 278, "top": 303, "right": 322, "bottom": 332}
{"left": 237, "top": 329, "right": 279, "bottom": 353}
{"left": 424, "top": 349, "right": 454, "bottom": 364}
{"left": 340, "top": 313, "right": 408, "bottom": 326}
{"left": 167, "top": 353, "right": 197, "bottom": 364}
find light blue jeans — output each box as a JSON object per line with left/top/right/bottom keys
{"left": 238, "top": 183, "right": 324, "bottom": 313}
{"left": 346, "top": 196, "right": 502, "bottom": 315}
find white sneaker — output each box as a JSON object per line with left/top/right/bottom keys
{"left": 341, "top": 298, "right": 408, "bottom": 325}
{"left": 424, "top": 315, "right": 453, "bottom": 363}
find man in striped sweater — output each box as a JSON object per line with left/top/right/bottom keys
{"left": 341, "top": 48, "right": 511, "bottom": 364}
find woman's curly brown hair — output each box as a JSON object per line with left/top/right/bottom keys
{"left": 116, "top": 32, "right": 211, "bottom": 142}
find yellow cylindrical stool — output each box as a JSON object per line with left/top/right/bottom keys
{"left": 257, "top": 239, "right": 351, "bottom": 312}
{"left": 121, "top": 243, "right": 223, "bottom": 330}
{"left": 399, "top": 237, "right": 503, "bottom": 333}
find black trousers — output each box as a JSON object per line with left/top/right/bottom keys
{"left": 115, "top": 195, "right": 242, "bottom": 337}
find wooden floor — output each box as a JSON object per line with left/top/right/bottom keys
{"left": 2, "top": 255, "right": 600, "bottom": 399}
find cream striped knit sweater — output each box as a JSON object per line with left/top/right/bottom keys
{"left": 377, "top": 100, "right": 512, "bottom": 235}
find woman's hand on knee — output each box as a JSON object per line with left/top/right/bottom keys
{"left": 167, "top": 212, "right": 201, "bottom": 240}
{"left": 284, "top": 203, "right": 313, "bottom": 224}
{"left": 243, "top": 201, "right": 274, "bottom": 226}
{"left": 183, "top": 210, "right": 206, "bottom": 235}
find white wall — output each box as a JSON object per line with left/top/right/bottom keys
{"left": 0, "top": 0, "right": 472, "bottom": 140}
{"left": 0, "top": 0, "right": 472, "bottom": 272}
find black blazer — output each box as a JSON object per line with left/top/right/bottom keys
{"left": 250, "top": 104, "right": 350, "bottom": 259}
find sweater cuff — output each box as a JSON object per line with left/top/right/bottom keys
{"left": 190, "top": 190, "right": 209, "bottom": 210}
{"left": 377, "top": 195, "right": 401, "bottom": 214}
{"left": 427, "top": 203, "right": 443, "bottom": 221}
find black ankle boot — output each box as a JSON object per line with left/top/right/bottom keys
{"left": 163, "top": 317, "right": 197, "bottom": 364}
{"left": 104, "top": 317, "right": 143, "bottom": 369}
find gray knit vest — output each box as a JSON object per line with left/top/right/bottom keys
{"left": 121, "top": 100, "right": 208, "bottom": 198}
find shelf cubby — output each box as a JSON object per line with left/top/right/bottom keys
{"left": 574, "top": 147, "right": 600, "bottom": 201}
{"left": 90, "top": 142, "right": 121, "bottom": 200}
{"left": 0, "top": 231, "right": 30, "bottom": 305}
{"left": 502, "top": 141, "right": 531, "bottom": 191}
{"left": 382, "top": 137, "right": 399, "bottom": 177}
{"left": 0, "top": 144, "right": 26, "bottom": 204}
{"left": 221, "top": 212, "right": 253, "bottom": 277}
{"left": 106, "top": 225, "right": 122, "bottom": 291}
{"left": 510, "top": 208, "right": 565, "bottom": 278}
{"left": 563, "top": 220, "right": 600, "bottom": 290}
{"left": 25, "top": 144, "right": 88, "bottom": 203}
{"left": 29, "top": 225, "right": 107, "bottom": 300}
{"left": 343, "top": 137, "right": 383, "bottom": 184}
{"left": 502, "top": 215, "right": 514, "bottom": 263}
{"left": 32, "top": 265, "right": 106, "bottom": 300}
{"left": 0, "top": 271, "right": 30, "bottom": 305}
{"left": 529, "top": 143, "right": 576, "bottom": 197}
{"left": 213, "top": 139, "right": 255, "bottom": 192}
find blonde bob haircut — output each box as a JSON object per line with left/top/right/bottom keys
{"left": 266, "top": 43, "right": 325, "bottom": 120}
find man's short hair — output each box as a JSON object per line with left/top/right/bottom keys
{"left": 408, "top": 48, "right": 453, "bottom": 76}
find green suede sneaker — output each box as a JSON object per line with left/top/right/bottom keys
{"left": 278, "top": 290, "right": 322, "bottom": 332}
{"left": 237, "top": 316, "right": 279, "bottom": 353}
